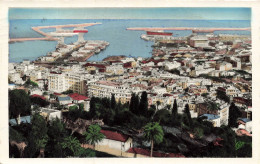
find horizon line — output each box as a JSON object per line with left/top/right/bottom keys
{"left": 9, "top": 18, "right": 251, "bottom": 21}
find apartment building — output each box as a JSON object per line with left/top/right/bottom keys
{"left": 88, "top": 80, "right": 132, "bottom": 104}
{"left": 48, "top": 72, "right": 88, "bottom": 95}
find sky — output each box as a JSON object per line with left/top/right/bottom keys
{"left": 9, "top": 8, "right": 251, "bottom": 20}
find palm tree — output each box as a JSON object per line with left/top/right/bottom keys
{"left": 61, "top": 136, "right": 81, "bottom": 157}
{"left": 143, "top": 122, "right": 164, "bottom": 157}
{"left": 84, "top": 124, "right": 105, "bottom": 150}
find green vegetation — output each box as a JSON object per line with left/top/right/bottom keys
{"left": 201, "top": 93, "right": 209, "bottom": 97}
{"left": 24, "top": 79, "right": 38, "bottom": 88}
{"left": 168, "top": 69, "right": 180, "bottom": 75}
{"left": 138, "top": 91, "right": 148, "bottom": 117}
{"left": 9, "top": 89, "right": 251, "bottom": 158}
{"left": 129, "top": 93, "right": 139, "bottom": 115}
{"left": 143, "top": 122, "right": 164, "bottom": 157}
{"left": 30, "top": 96, "right": 50, "bottom": 107}
{"left": 216, "top": 90, "right": 230, "bottom": 103}
{"left": 228, "top": 103, "right": 242, "bottom": 127}
{"left": 61, "top": 136, "right": 95, "bottom": 157}
{"left": 9, "top": 115, "right": 96, "bottom": 158}
{"left": 199, "top": 74, "right": 226, "bottom": 83}
{"left": 184, "top": 104, "right": 193, "bottom": 128}
{"left": 62, "top": 90, "right": 74, "bottom": 94}
{"left": 84, "top": 124, "right": 105, "bottom": 150}
{"left": 9, "top": 89, "right": 31, "bottom": 124}
{"left": 153, "top": 109, "right": 171, "bottom": 125}
{"left": 67, "top": 104, "right": 87, "bottom": 121}
{"left": 235, "top": 136, "right": 252, "bottom": 157}
{"left": 234, "top": 70, "right": 251, "bottom": 75}
{"left": 206, "top": 101, "right": 220, "bottom": 111}
{"left": 172, "top": 99, "right": 178, "bottom": 119}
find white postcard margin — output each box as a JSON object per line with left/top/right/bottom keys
{"left": 0, "top": 0, "right": 260, "bottom": 164}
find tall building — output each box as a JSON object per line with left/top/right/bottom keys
{"left": 88, "top": 80, "right": 132, "bottom": 104}
{"left": 48, "top": 72, "right": 87, "bottom": 95}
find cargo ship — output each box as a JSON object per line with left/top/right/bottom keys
{"left": 146, "top": 31, "right": 172, "bottom": 36}
{"left": 73, "top": 29, "right": 88, "bottom": 33}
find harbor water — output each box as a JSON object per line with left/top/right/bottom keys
{"left": 9, "top": 19, "right": 251, "bottom": 63}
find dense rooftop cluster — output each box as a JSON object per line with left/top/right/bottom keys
{"left": 8, "top": 32, "right": 252, "bottom": 158}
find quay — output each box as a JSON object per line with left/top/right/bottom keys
{"left": 126, "top": 27, "right": 251, "bottom": 32}
{"left": 9, "top": 23, "right": 101, "bottom": 43}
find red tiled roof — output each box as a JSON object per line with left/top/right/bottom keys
{"left": 163, "top": 93, "right": 173, "bottom": 97}
{"left": 110, "top": 60, "right": 122, "bottom": 64}
{"left": 54, "top": 92, "right": 62, "bottom": 96}
{"left": 100, "top": 130, "right": 129, "bottom": 142}
{"left": 31, "top": 94, "right": 46, "bottom": 100}
{"left": 50, "top": 71, "right": 62, "bottom": 74}
{"left": 123, "top": 62, "right": 132, "bottom": 68}
{"left": 84, "top": 63, "right": 107, "bottom": 69}
{"left": 127, "top": 147, "right": 185, "bottom": 157}
{"left": 69, "top": 93, "right": 88, "bottom": 101}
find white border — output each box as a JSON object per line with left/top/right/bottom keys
{"left": 1, "top": 0, "right": 260, "bottom": 164}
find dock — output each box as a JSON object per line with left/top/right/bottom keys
{"left": 126, "top": 27, "right": 251, "bottom": 32}
{"left": 9, "top": 23, "right": 101, "bottom": 43}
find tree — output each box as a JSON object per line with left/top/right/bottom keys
{"left": 184, "top": 104, "right": 193, "bottom": 127}
{"left": 156, "top": 101, "right": 161, "bottom": 111}
{"left": 30, "top": 97, "right": 50, "bottom": 107}
{"left": 24, "top": 114, "right": 48, "bottom": 157}
{"left": 83, "top": 124, "right": 105, "bottom": 150}
{"left": 24, "top": 79, "right": 38, "bottom": 88}
{"left": 9, "top": 127, "right": 27, "bottom": 157}
{"left": 228, "top": 102, "right": 242, "bottom": 127}
{"left": 129, "top": 93, "right": 136, "bottom": 113}
{"left": 62, "top": 90, "right": 73, "bottom": 95}
{"left": 153, "top": 109, "right": 171, "bottom": 125}
{"left": 61, "top": 136, "right": 94, "bottom": 157}
{"left": 143, "top": 122, "right": 164, "bottom": 157}
{"left": 9, "top": 89, "right": 31, "bottom": 125}
{"left": 47, "top": 118, "right": 67, "bottom": 143}
{"left": 89, "top": 97, "right": 97, "bottom": 117}
{"left": 46, "top": 118, "right": 68, "bottom": 157}
{"left": 172, "top": 99, "right": 178, "bottom": 120}
{"left": 216, "top": 90, "right": 230, "bottom": 103}
{"left": 110, "top": 94, "right": 116, "bottom": 110}
{"left": 138, "top": 91, "right": 148, "bottom": 116}
{"left": 133, "top": 94, "right": 140, "bottom": 115}
{"left": 78, "top": 103, "right": 84, "bottom": 111}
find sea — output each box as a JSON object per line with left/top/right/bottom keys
{"left": 9, "top": 19, "right": 251, "bottom": 63}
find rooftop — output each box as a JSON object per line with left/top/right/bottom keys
{"left": 96, "top": 80, "right": 121, "bottom": 87}
{"left": 200, "top": 114, "right": 220, "bottom": 120}
{"left": 57, "top": 96, "right": 71, "bottom": 101}
{"left": 100, "top": 130, "right": 129, "bottom": 142}
{"left": 69, "top": 93, "right": 88, "bottom": 101}
{"left": 9, "top": 116, "right": 31, "bottom": 126}
{"left": 31, "top": 94, "right": 46, "bottom": 100}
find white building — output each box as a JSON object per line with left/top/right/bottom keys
{"left": 48, "top": 72, "right": 90, "bottom": 94}
{"left": 39, "top": 108, "right": 62, "bottom": 121}
{"left": 200, "top": 114, "right": 221, "bottom": 127}
{"left": 88, "top": 80, "right": 132, "bottom": 104}
{"left": 164, "top": 61, "right": 181, "bottom": 70}
{"left": 97, "top": 130, "right": 133, "bottom": 153}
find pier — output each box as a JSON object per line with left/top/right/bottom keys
{"left": 9, "top": 23, "right": 101, "bottom": 43}
{"left": 126, "top": 27, "right": 251, "bottom": 32}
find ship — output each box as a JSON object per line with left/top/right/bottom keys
{"left": 73, "top": 27, "right": 88, "bottom": 33}
{"left": 146, "top": 31, "right": 172, "bottom": 36}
